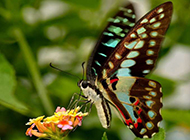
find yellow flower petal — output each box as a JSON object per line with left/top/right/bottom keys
{"left": 26, "top": 116, "right": 45, "bottom": 125}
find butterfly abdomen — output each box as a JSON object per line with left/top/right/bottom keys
{"left": 94, "top": 96, "right": 112, "bottom": 128}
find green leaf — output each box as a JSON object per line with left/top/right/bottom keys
{"left": 48, "top": 75, "right": 78, "bottom": 104}
{"left": 14, "top": 81, "right": 43, "bottom": 116}
{"left": 0, "top": 54, "right": 29, "bottom": 114}
{"left": 134, "top": 128, "right": 165, "bottom": 140}
{"left": 162, "top": 109, "right": 190, "bottom": 127}
{"left": 102, "top": 132, "right": 108, "bottom": 140}
{"left": 62, "top": 0, "right": 101, "bottom": 9}
{"left": 172, "top": 23, "right": 190, "bottom": 45}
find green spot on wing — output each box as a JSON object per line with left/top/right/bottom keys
{"left": 137, "top": 27, "right": 146, "bottom": 35}
{"left": 103, "top": 32, "right": 114, "bottom": 36}
{"left": 102, "top": 39, "right": 120, "bottom": 48}
{"left": 125, "top": 41, "right": 137, "bottom": 49}
{"left": 151, "top": 31, "right": 158, "bottom": 37}
{"left": 92, "top": 67, "right": 97, "bottom": 76}
{"left": 148, "top": 110, "right": 156, "bottom": 119}
{"left": 147, "top": 50, "right": 154, "bottom": 55}
{"left": 149, "top": 40, "right": 156, "bottom": 46}
{"left": 124, "top": 29, "right": 129, "bottom": 33}
{"left": 159, "top": 13, "right": 165, "bottom": 19}
{"left": 146, "top": 122, "right": 153, "bottom": 129}
{"left": 150, "top": 91, "right": 156, "bottom": 96}
{"left": 143, "top": 70, "right": 150, "bottom": 74}
{"left": 127, "top": 9, "right": 132, "bottom": 13}
{"left": 153, "top": 22, "right": 161, "bottom": 28}
{"left": 127, "top": 51, "right": 139, "bottom": 58}
{"left": 95, "top": 61, "right": 101, "bottom": 66}
{"left": 117, "top": 68, "right": 131, "bottom": 76}
{"left": 129, "top": 23, "right": 135, "bottom": 27}
{"left": 121, "top": 59, "right": 136, "bottom": 68}
{"left": 146, "top": 59, "right": 153, "bottom": 65}
{"left": 140, "top": 128, "right": 147, "bottom": 135}
{"left": 98, "top": 53, "right": 107, "bottom": 57}
{"left": 146, "top": 100, "right": 154, "bottom": 107}
{"left": 134, "top": 41, "right": 144, "bottom": 49}
{"left": 113, "top": 18, "right": 120, "bottom": 23}
{"left": 108, "top": 25, "right": 123, "bottom": 34}
{"left": 120, "top": 33, "right": 125, "bottom": 37}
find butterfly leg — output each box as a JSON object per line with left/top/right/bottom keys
{"left": 67, "top": 92, "right": 79, "bottom": 109}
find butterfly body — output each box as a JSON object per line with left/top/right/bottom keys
{"left": 79, "top": 80, "right": 111, "bottom": 128}
{"left": 78, "top": 2, "right": 173, "bottom": 138}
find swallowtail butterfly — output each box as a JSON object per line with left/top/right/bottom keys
{"left": 78, "top": 1, "right": 173, "bottom": 138}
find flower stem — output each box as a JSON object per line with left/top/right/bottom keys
{"left": 13, "top": 27, "right": 54, "bottom": 115}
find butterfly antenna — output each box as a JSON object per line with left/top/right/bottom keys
{"left": 49, "top": 63, "right": 80, "bottom": 80}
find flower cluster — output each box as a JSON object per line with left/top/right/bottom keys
{"left": 26, "top": 106, "right": 88, "bottom": 140}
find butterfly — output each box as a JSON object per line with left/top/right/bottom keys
{"left": 78, "top": 1, "right": 173, "bottom": 138}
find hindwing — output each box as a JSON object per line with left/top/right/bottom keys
{"left": 99, "top": 76, "right": 162, "bottom": 138}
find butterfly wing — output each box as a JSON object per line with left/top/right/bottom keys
{"left": 99, "top": 2, "right": 172, "bottom": 138}
{"left": 89, "top": 2, "right": 172, "bottom": 80}
{"left": 99, "top": 76, "right": 162, "bottom": 138}
{"left": 85, "top": 1, "right": 172, "bottom": 138}
{"left": 87, "top": 3, "right": 136, "bottom": 82}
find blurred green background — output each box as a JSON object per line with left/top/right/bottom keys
{"left": 1, "top": 0, "right": 190, "bottom": 140}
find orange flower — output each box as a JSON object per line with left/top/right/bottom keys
{"left": 25, "top": 106, "right": 88, "bottom": 139}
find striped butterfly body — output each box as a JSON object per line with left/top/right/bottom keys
{"left": 78, "top": 2, "right": 173, "bottom": 138}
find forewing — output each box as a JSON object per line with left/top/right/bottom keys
{"left": 100, "top": 76, "right": 162, "bottom": 138}
{"left": 86, "top": 3, "right": 136, "bottom": 82}
{"left": 94, "top": 2, "right": 173, "bottom": 80}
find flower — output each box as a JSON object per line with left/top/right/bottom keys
{"left": 25, "top": 106, "right": 88, "bottom": 140}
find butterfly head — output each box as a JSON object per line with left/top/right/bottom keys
{"left": 78, "top": 79, "right": 100, "bottom": 103}
{"left": 77, "top": 80, "right": 91, "bottom": 90}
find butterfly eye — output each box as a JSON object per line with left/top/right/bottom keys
{"left": 82, "top": 81, "right": 88, "bottom": 88}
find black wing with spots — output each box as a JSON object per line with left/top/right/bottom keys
{"left": 86, "top": 3, "right": 136, "bottom": 82}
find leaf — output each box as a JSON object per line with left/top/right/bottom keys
{"left": 172, "top": 23, "right": 190, "bottom": 45}
{"left": 47, "top": 75, "right": 79, "bottom": 104}
{"left": 0, "top": 54, "right": 29, "bottom": 114}
{"left": 102, "top": 132, "right": 108, "bottom": 140}
{"left": 162, "top": 109, "right": 190, "bottom": 127}
{"left": 62, "top": 0, "right": 101, "bottom": 9}
{"left": 134, "top": 128, "right": 165, "bottom": 140}
{"left": 14, "top": 81, "right": 43, "bottom": 116}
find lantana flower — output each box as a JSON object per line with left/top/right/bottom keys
{"left": 25, "top": 106, "right": 88, "bottom": 140}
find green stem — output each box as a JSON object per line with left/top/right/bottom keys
{"left": 13, "top": 27, "right": 54, "bottom": 115}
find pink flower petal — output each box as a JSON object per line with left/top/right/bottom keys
{"left": 56, "top": 106, "right": 66, "bottom": 112}
{"left": 26, "top": 124, "right": 35, "bottom": 137}
{"left": 61, "top": 125, "right": 73, "bottom": 130}
{"left": 28, "top": 129, "right": 32, "bottom": 137}
{"left": 59, "top": 107, "right": 66, "bottom": 112}
{"left": 55, "top": 106, "right": 61, "bottom": 112}
{"left": 68, "top": 121, "right": 72, "bottom": 125}
{"left": 57, "top": 124, "right": 63, "bottom": 128}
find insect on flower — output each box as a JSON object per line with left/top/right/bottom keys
{"left": 77, "top": 1, "right": 173, "bottom": 138}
